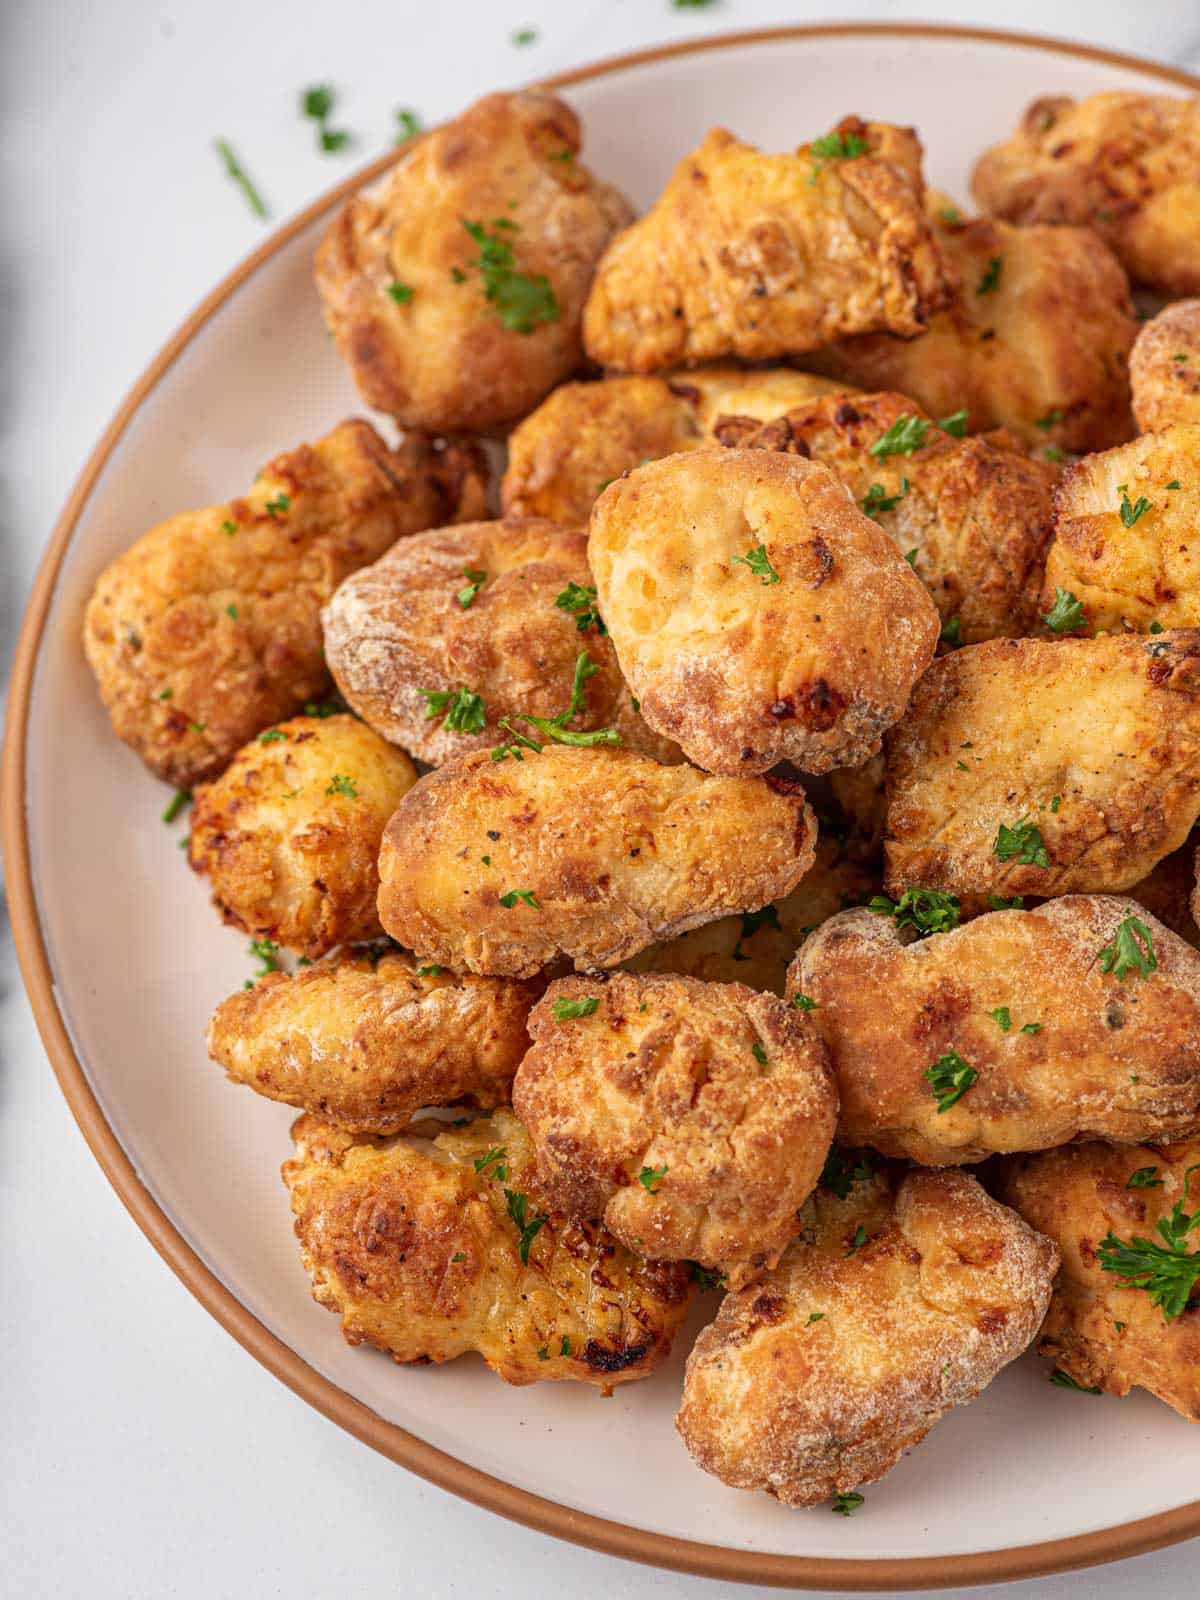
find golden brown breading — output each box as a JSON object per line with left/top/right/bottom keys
{"left": 314, "top": 92, "right": 632, "bottom": 433}
{"left": 794, "top": 897, "right": 1200, "bottom": 1165}
{"left": 628, "top": 831, "right": 881, "bottom": 993}
{"left": 1040, "top": 425, "right": 1200, "bottom": 634}
{"left": 513, "top": 972, "right": 837, "bottom": 1286}
{"left": 189, "top": 714, "right": 417, "bottom": 957}
{"left": 1127, "top": 844, "right": 1200, "bottom": 950}
{"left": 883, "top": 632, "right": 1200, "bottom": 898}
{"left": 283, "top": 1108, "right": 694, "bottom": 1388}
{"left": 322, "top": 516, "right": 675, "bottom": 765}
{"left": 675, "top": 1165, "right": 1058, "bottom": 1504}
{"left": 207, "top": 949, "right": 540, "bottom": 1133}
{"left": 715, "top": 393, "right": 1059, "bottom": 642}
{"left": 83, "top": 421, "right": 486, "bottom": 789}
{"left": 582, "top": 119, "right": 952, "bottom": 372}
{"left": 588, "top": 450, "right": 939, "bottom": 775}
{"left": 376, "top": 746, "right": 816, "bottom": 977}
{"left": 1130, "top": 300, "right": 1200, "bottom": 432}
{"left": 803, "top": 211, "right": 1137, "bottom": 453}
{"left": 995, "top": 1138, "right": 1200, "bottom": 1421}
{"left": 971, "top": 91, "right": 1200, "bottom": 297}
{"left": 500, "top": 367, "right": 852, "bottom": 525}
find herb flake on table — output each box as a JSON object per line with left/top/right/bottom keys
{"left": 214, "top": 139, "right": 268, "bottom": 218}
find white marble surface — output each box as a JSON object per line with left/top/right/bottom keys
{"left": 5, "top": 4, "right": 1200, "bottom": 1597}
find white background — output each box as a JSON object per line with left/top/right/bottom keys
{"left": 6, "top": 3, "right": 1200, "bottom": 1596}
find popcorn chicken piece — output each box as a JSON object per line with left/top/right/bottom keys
{"left": 1130, "top": 300, "right": 1200, "bottom": 432}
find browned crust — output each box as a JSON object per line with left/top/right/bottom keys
{"left": 1130, "top": 300, "right": 1200, "bottom": 432}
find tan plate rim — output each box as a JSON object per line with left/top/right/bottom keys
{"left": 5, "top": 22, "right": 1200, "bottom": 1592}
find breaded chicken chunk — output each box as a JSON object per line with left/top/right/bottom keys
{"left": 1041, "top": 425, "right": 1200, "bottom": 634}
{"left": 189, "top": 714, "right": 417, "bottom": 957}
{"left": 284, "top": 1108, "right": 694, "bottom": 1388}
{"left": 583, "top": 118, "right": 952, "bottom": 372}
{"left": 676, "top": 1165, "right": 1058, "bottom": 1504}
{"left": 628, "top": 831, "right": 880, "bottom": 994}
{"left": 589, "top": 450, "right": 939, "bottom": 776}
{"left": 996, "top": 1138, "right": 1200, "bottom": 1421}
{"left": 322, "top": 516, "right": 675, "bottom": 765}
{"left": 83, "top": 421, "right": 486, "bottom": 788}
{"left": 1130, "top": 301, "right": 1200, "bottom": 432}
{"left": 513, "top": 972, "right": 837, "bottom": 1286}
{"left": 803, "top": 211, "right": 1137, "bottom": 453}
{"left": 501, "top": 368, "right": 852, "bottom": 525}
{"left": 315, "top": 91, "right": 632, "bottom": 433}
{"left": 208, "top": 949, "right": 540, "bottom": 1133}
{"left": 884, "top": 632, "right": 1200, "bottom": 898}
{"left": 715, "top": 393, "right": 1058, "bottom": 642}
{"left": 972, "top": 92, "right": 1200, "bottom": 297}
{"left": 794, "top": 898, "right": 1200, "bottom": 1165}
{"left": 376, "top": 746, "right": 816, "bottom": 977}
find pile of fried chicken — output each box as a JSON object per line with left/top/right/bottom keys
{"left": 84, "top": 87, "right": 1200, "bottom": 1511}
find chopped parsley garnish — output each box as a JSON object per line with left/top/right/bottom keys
{"left": 421, "top": 685, "right": 487, "bottom": 735}
{"left": 868, "top": 887, "right": 960, "bottom": 936}
{"left": 555, "top": 581, "right": 607, "bottom": 634}
{"left": 1050, "top": 796, "right": 1062, "bottom": 813}
{"left": 904, "top": 548, "right": 918, "bottom": 566}
{"left": 560, "top": 1336, "right": 571, "bottom": 1356}
{"left": 845, "top": 1226, "right": 869, "bottom": 1256}
{"left": 551, "top": 996, "right": 599, "bottom": 1021}
{"left": 325, "top": 773, "right": 357, "bottom": 798}
{"left": 861, "top": 479, "right": 909, "bottom": 516}
{"left": 939, "top": 408, "right": 969, "bottom": 438}
{"left": 992, "top": 818, "right": 1049, "bottom": 868}
{"left": 820, "top": 1148, "right": 874, "bottom": 1199}
{"left": 731, "top": 544, "right": 780, "bottom": 585}
{"left": 258, "top": 728, "right": 287, "bottom": 744}
{"left": 791, "top": 993, "right": 818, "bottom": 1011}
{"left": 1117, "top": 483, "right": 1152, "bottom": 528}
{"left": 504, "top": 1189, "right": 548, "bottom": 1263}
{"left": 638, "top": 1164, "right": 668, "bottom": 1193}
{"left": 264, "top": 492, "right": 290, "bottom": 518}
{"left": 225, "top": 604, "right": 238, "bottom": 619}
{"left": 457, "top": 567, "right": 487, "bottom": 609}
{"left": 416, "top": 965, "right": 443, "bottom": 978}
{"left": 158, "top": 689, "right": 173, "bottom": 700}
{"left": 1097, "top": 1166, "right": 1200, "bottom": 1319}
{"left": 451, "top": 1251, "right": 467, "bottom": 1263}
{"left": 221, "top": 519, "right": 238, "bottom": 535}
{"left": 249, "top": 937, "right": 281, "bottom": 975}
{"left": 1042, "top": 587, "right": 1086, "bottom": 633}
{"left": 499, "top": 889, "right": 539, "bottom": 909}
{"left": 460, "top": 218, "right": 558, "bottom": 334}
{"left": 394, "top": 108, "right": 422, "bottom": 143}
{"left": 1167, "top": 479, "right": 1181, "bottom": 490}
{"left": 536, "top": 1345, "right": 549, "bottom": 1360}
{"left": 806, "top": 1312, "right": 825, "bottom": 1325}
{"left": 1150, "top": 621, "right": 1165, "bottom": 633}
{"left": 687, "top": 1261, "right": 725, "bottom": 1291}
{"left": 940, "top": 616, "right": 963, "bottom": 648}
{"left": 990, "top": 1006, "right": 1012, "bottom": 1032}
{"left": 386, "top": 281, "right": 414, "bottom": 305}
{"left": 1127, "top": 1167, "right": 1164, "bottom": 1189}
{"left": 1098, "top": 915, "right": 1157, "bottom": 981}
{"left": 161, "top": 789, "right": 192, "bottom": 824}
{"left": 925, "top": 1048, "right": 978, "bottom": 1113}
{"left": 1035, "top": 409, "right": 1063, "bottom": 431}
{"left": 474, "top": 1147, "right": 509, "bottom": 1178}
{"left": 751, "top": 1042, "right": 768, "bottom": 1065}
{"left": 868, "top": 414, "right": 930, "bottom": 459}
{"left": 832, "top": 1492, "right": 865, "bottom": 1516}
{"left": 732, "top": 902, "right": 780, "bottom": 961}
{"left": 976, "top": 256, "right": 1003, "bottom": 295}
{"left": 987, "top": 894, "right": 1025, "bottom": 910}
{"left": 808, "top": 129, "right": 868, "bottom": 184}
{"left": 1050, "top": 1370, "right": 1100, "bottom": 1394}
{"left": 939, "top": 206, "right": 961, "bottom": 224}
{"left": 492, "top": 650, "right": 618, "bottom": 759}
{"left": 1021, "top": 1022, "right": 1043, "bottom": 1034}
{"left": 214, "top": 139, "right": 268, "bottom": 218}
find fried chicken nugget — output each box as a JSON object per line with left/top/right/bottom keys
{"left": 627, "top": 831, "right": 880, "bottom": 994}
{"left": 283, "top": 1108, "right": 694, "bottom": 1388}
{"left": 376, "top": 746, "right": 816, "bottom": 977}
{"left": 315, "top": 91, "right": 633, "bottom": 433}
{"left": 996, "top": 1138, "right": 1200, "bottom": 1421}
{"left": 582, "top": 118, "right": 952, "bottom": 373}
{"left": 513, "top": 972, "right": 837, "bottom": 1286}
{"left": 189, "top": 714, "right": 416, "bottom": 957}
{"left": 803, "top": 211, "right": 1137, "bottom": 453}
{"left": 588, "top": 449, "right": 938, "bottom": 775}
{"left": 884, "top": 632, "right": 1200, "bottom": 899}
{"left": 972, "top": 92, "right": 1200, "bottom": 298}
{"left": 322, "top": 516, "right": 675, "bottom": 765}
{"left": 500, "top": 368, "right": 851, "bottom": 525}
{"left": 1041, "top": 425, "right": 1200, "bottom": 634}
{"left": 675, "top": 1165, "right": 1058, "bottom": 1504}
{"left": 208, "top": 949, "right": 539, "bottom": 1133}
{"left": 794, "top": 898, "right": 1200, "bottom": 1165}
{"left": 1130, "top": 301, "right": 1200, "bottom": 432}
{"left": 83, "top": 421, "right": 486, "bottom": 789}
{"left": 714, "top": 393, "right": 1059, "bottom": 642}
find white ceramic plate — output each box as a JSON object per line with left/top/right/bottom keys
{"left": 8, "top": 24, "right": 1200, "bottom": 1591}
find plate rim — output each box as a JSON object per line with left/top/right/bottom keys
{"left": 6, "top": 21, "right": 1200, "bottom": 1591}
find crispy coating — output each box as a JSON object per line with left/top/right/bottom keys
{"left": 376, "top": 746, "right": 816, "bottom": 977}
{"left": 628, "top": 832, "right": 881, "bottom": 994}
{"left": 501, "top": 367, "right": 851, "bottom": 525}
{"left": 676, "top": 1165, "right": 1057, "bottom": 1504}
{"left": 804, "top": 211, "right": 1137, "bottom": 453}
{"left": 795, "top": 898, "right": 1200, "bottom": 1165}
{"left": 971, "top": 92, "right": 1200, "bottom": 297}
{"left": 83, "top": 421, "right": 487, "bottom": 789}
{"left": 314, "top": 92, "right": 632, "bottom": 433}
{"left": 323, "top": 516, "right": 675, "bottom": 765}
{"left": 189, "top": 714, "right": 417, "bottom": 957}
{"left": 589, "top": 450, "right": 938, "bottom": 776}
{"left": 1041, "top": 424, "right": 1200, "bottom": 634}
{"left": 1130, "top": 301, "right": 1200, "bottom": 432}
{"left": 883, "top": 632, "right": 1200, "bottom": 898}
{"left": 207, "top": 949, "right": 540, "bottom": 1133}
{"left": 582, "top": 119, "right": 952, "bottom": 372}
{"left": 996, "top": 1138, "right": 1200, "bottom": 1421}
{"left": 513, "top": 972, "right": 837, "bottom": 1286}
{"left": 715, "top": 393, "right": 1058, "bottom": 642}
{"left": 283, "top": 1108, "right": 694, "bottom": 1388}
